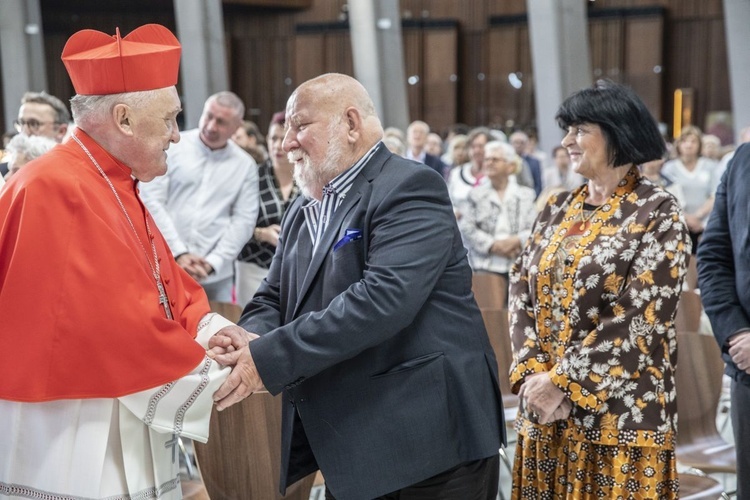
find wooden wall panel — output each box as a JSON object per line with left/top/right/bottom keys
{"left": 293, "top": 0, "right": 346, "bottom": 24}
{"left": 487, "top": 0, "right": 528, "bottom": 17}
{"left": 624, "top": 17, "right": 664, "bottom": 119}
{"left": 294, "top": 34, "right": 327, "bottom": 86}
{"left": 486, "top": 23, "right": 533, "bottom": 131}
{"left": 588, "top": 0, "right": 722, "bottom": 18}
{"left": 402, "top": 27, "right": 424, "bottom": 126}
{"left": 324, "top": 31, "right": 353, "bottom": 76}
{"left": 590, "top": 18, "right": 625, "bottom": 82}
{"left": 0, "top": 0, "right": 729, "bottom": 142}
{"left": 422, "top": 28, "right": 458, "bottom": 132}
{"left": 665, "top": 17, "right": 729, "bottom": 134}
{"left": 705, "top": 18, "right": 731, "bottom": 117}
{"left": 460, "top": 32, "right": 488, "bottom": 127}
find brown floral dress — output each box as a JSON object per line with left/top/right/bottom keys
{"left": 509, "top": 167, "right": 691, "bottom": 499}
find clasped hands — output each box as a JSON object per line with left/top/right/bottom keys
{"left": 518, "top": 372, "right": 572, "bottom": 424}
{"left": 177, "top": 252, "right": 214, "bottom": 281}
{"left": 490, "top": 236, "right": 521, "bottom": 259}
{"left": 207, "top": 325, "right": 265, "bottom": 411}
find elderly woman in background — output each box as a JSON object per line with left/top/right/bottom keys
{"left": 509, "top": 80, "right": 691, "bottom": 498}
{"left": 661, "top": 125, "right": 718, "bottom": 251}
{"left": 447, "top": 127, "right": 492, "bottom": 218}
{"left": 235, "top": 112, "right": 299, "bottom": 305}
{"left": 460, "top": 141, "right": 536, "bottom": 285}
{"left": 4, "top": 133, "right": 57, "bottom": 181}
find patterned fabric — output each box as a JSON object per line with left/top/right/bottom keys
{"left": 509, "top": 167, "right": 691, "bottom": 497}
{"left": 511, "top": 428, "right": 678, "bottom": 499}
{"left": 238, "top": 160, "right": 299, "bottom": 267}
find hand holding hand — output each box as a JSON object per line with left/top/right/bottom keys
{"left": 208, "top": 326, "right": 259, "bottom": 358}
{"left": 212, "top": 346, "right": 265, "bottom": 411}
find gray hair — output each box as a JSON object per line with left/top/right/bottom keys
{"left": 485, "top": 140, "right": 521, "bottom": 170}
{"left": 22, "top": 91, "right": 71, "bottom": 124}
{"left": 207, "top": 91, "right": 245, "bottom": 120}
{"left": 70, "top": 90, "right": 160, "bottom": 129}
{"left": 6, "top": 133, "right": 57, "bottom": 164}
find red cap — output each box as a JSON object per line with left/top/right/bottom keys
{"left": 61, "top": 24, "right": 181, "bottom": 95}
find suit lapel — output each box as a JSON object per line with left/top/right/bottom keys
{"left": 294, "top": 215, "right": 314, "bottom": 293}
{"left": 292, "top": 144, "right": 388, "bottom": 316}
{"left": 294, "top": 186, "right": 363, "bottom": 316}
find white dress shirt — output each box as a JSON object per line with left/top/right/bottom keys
{"left": 140, "top": 129, "right": 259, "bottom": 284}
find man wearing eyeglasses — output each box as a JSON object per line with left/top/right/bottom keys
{"left": 2, "top": 91, "right": 70, "bottom": 177}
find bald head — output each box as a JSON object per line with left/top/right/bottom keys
{"left": 284, "top": 73, "right": 384, "bottom": 200}
{"left": 291, "top": 73, "right": 378, "bottom": 121}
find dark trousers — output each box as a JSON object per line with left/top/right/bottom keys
{"left": 325, "top": 454, "right": 499, "bottom": 500}
{"left": 731, "top": 380, "right": 750, "bottom": 499}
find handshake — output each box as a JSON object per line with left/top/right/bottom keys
{"left": 207, "top": 325, "right": 264, "bottom": 411}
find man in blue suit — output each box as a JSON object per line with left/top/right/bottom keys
{"left": 697, "top": 142, "right": 750, "bottom": 499}
{"left": 510, "top": 130, "right": 543, "bottom": 197}
{"left": 210, "top": 73, "right": 504, "bottom": 500}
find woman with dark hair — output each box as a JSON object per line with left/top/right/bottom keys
{"left": 509, "top": 80, "right": 691, "bottom": 498}
{"left": 235, "top": 111, "right": 299, "bottom": 305}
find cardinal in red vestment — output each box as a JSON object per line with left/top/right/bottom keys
{"left": 0, "top": 24, "right": 250, "bottom": 499}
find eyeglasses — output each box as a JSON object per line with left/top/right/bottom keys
{"left": 484, "top": 157, "right": 506, "bottom": 163}
{"left": 14, "top": 118, "right": 59, "bottom": 133}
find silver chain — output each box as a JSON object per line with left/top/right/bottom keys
{"left": 71, "top": 133, "right": 163, "bottom": 283}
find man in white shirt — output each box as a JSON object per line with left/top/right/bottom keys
{"left": 141, "top": 91, "right": 259, "bottom": 301}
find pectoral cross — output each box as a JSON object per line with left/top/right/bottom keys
{"left": 156, "top": 280, "right": 173, "bottom": 320}
{"left": 165, "top": 433, "right": 179, "bottom": 464}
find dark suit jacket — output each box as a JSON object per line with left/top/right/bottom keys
{"left": 240, "top": 142, "right": 505, "bottom": 500}
{"left": 423, "top": 152, "right": 448, "bottom": 178}
{"left": 697, "top": 143, "right": 750, "bottom": 385}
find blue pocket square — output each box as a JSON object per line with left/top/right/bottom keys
{"left": 334, "top": 229, "right": 363, "bottom": 251}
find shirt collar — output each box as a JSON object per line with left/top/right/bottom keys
{"left": 323, "top": 141, "right": 381, "bottom": 197}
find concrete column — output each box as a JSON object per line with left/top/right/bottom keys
{"left": 723, "top": 0, "right": 750, "bottom": 143}
{"left": 173, "top": 0, "right": 229, "bottom": 128}
{"left": 348, "top": 0, "right": 409, "bottom": 131}
{"left": 527, "top": 0, "right": 591, "bottom": 156}
{"left": 0, "top": 0, "right": 47, "bottom": 131}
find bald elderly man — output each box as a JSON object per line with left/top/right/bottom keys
{"left": 210, "top": 73, "right": 505, "bottom": 500}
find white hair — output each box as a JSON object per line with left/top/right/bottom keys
{"left": 70, "top": 90, "right": 160, "bottom": 129}
{"left": 6, "top": 134, "right": 57, "bottom": 164}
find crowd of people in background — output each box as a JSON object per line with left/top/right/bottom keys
{"left": 1, "top": 89, "right": 747, "bottom": 284}
{"left": 2, "top": 73, "right": 750, "bottom": 498}
{"left": 1, "top": 87, "right": 746, "bottom": 312}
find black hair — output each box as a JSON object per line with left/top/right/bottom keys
{"left": 555, "top": 80, "right": 666, "bottom": 167}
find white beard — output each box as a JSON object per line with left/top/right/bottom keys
{"left": 290, "top": 142, "right": 345, "bottom": 201}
